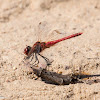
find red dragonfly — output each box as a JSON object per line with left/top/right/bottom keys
{"left": 24, "top": 32, "right": 83, "bottom": 66}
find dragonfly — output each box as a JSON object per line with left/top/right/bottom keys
{"left": 24, "top": 32, "right": 83, "bottom": 67}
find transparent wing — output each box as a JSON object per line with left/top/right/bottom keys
{"left": 37, "top": 21, "right": 52, "bottom": 42}
{"left": 36, "top": 21, "right": 67, "bottom": 42}
{"left": 46, "top": 29, "right": 67, "bottom": 42}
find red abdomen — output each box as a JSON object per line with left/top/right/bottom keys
{"left": 45, "top": 33, "right": 83, "bottom": 48}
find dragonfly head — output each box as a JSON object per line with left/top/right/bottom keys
{"left": 24, "top": 46, "right": 31, "bottom": 55}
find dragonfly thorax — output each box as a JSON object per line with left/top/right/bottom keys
{"left": 33, "top": 41, "right": 46, "bottom": 53}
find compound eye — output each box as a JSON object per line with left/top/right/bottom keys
{"left": 24, "top": 48, "right": 28, "bottom": 55}
{"left": 24, "top": 46, "right": 31, "bottom": 55}
{"left": 27, "top": 46, "right": 31, "bottom": 50}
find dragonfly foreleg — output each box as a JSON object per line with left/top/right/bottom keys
{"left": 23, "top": 54, "right": 33, "bottom": 65}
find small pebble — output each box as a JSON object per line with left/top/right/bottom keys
{"left": 13, "top": 66, "right": 17, "bottom": 70}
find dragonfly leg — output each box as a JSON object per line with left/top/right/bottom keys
{"left": 31, "top": 53, "right": 39, "bottom": 66}
{"left": 23, "top": 55, "right": 33, "bottom": 65}
{"left": 23, "top": 53, "right": 34, "bottom": 61}
{"left": 38, "top": 53, "right": 51, "bottom": 66}
{"left": 30, "top": 53, "right": 34, "bottom": 62}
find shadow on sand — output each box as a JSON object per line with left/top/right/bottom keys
{"left": 31, "top": 66, "right": 100, "bottom": 85}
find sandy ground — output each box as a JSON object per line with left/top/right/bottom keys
{"left": 0, "top": 0, "right": 100, "bottom": 100}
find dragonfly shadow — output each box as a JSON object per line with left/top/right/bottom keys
{"left": 31, "top": 66, "right": 100, "bottom": 85}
